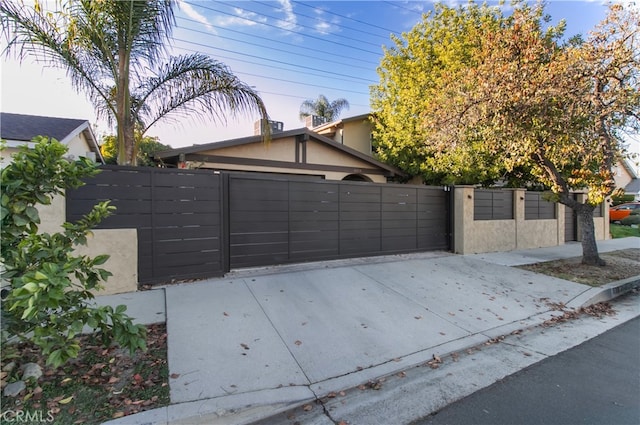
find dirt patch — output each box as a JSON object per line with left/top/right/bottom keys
{"left": 518, "top": 248, "right": 640, "bottom": 286}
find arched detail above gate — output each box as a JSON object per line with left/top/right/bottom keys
{"left": 342, "top": 174, "right": 372, "bottom": 182}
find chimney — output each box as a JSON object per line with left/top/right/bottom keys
{"left": 254, "top": 119, "right": 284, "bottom": 135}
{"left": 304, "top": 115, "right": 329, "bottom": 129}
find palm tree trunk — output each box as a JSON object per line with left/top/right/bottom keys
{"left": 116, "top": 35, "right": 135, "bottom": 165}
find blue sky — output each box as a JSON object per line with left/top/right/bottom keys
{"left": 0, "top": 0, "right": 630, "bottom": 152}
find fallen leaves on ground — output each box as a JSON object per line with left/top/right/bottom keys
{"left": 542, "top": 301, "right": 616, "bottom": 327}
{"left": 518, "top": 249, "right": 640, "bottom": 286}
{"left": 1, "top": 323, "right": 169, "bottom": 425}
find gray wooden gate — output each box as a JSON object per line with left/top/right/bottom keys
{"left": 68, "top": 168, "right": 450, "bottom": 285}
{"left": 66, "top": 166, "right": 225, "bottom": 284}
{"left": 227, "top": 174, "right": 450, "bottom": 269}
{"left": 564, "top": 204, "right": 577, "bottom": 242}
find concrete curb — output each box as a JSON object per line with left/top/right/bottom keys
{"left": 103, "top": 386, "right": 316, "bottom": 425}
{"left": 566, "top": 274, "right": 640, "bottom": 309}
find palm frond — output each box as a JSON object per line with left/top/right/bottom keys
{"left": 135, "top": 53, "right": 269, "bottom": 133}
{"left": 0, "top": 0, "right": 115, "bottom": 121}
{"left": 298, "top": 94, "right": 349, "bottom": 121}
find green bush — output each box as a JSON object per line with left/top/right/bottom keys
{"left": 1, "top": 138, "right": 146, "bottom": 368}
{"left": 611, "top": 194, "right": 636, "bottom": 206}
{"left": 620, "top": 214, "right": 640, "bottom": 226}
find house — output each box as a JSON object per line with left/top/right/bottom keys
{"left": 154, "top": 124, "right": 404, "bottom": 183}
{"left": 306, "top": 113, "right": 374, "bottom": 157}
{"left": 612, "top": 159, "right": 640, "bottom": 200}
{"left": 0, "top": 112, "right": 104, "bottom": 166}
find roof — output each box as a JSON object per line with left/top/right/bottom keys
{"left": 155, "top": 127, "right": 404, "bottom": 178}
{"left": 311, "top": 113, "right": 372, "bottom": 133}
{"left": 620, "top": 159, "right": 639, "bottom": 180}
{"left": 1, "top": 112, "right": 104, "bottom": 162}
{"left": 625, "top": 178, "right": 640, "bottom": 194}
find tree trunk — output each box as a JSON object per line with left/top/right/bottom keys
{"left": 116, "top": 41, "right": 135, "bottom": 166}
{"left": 576, "top": 204, "right": 604, "bottom": 266}
{"left": 124, "top": 121, "right": 136, "bottom": 166}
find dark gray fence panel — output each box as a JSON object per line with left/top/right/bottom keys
{"left": 228, "top": 177, "right": 289, "bottom": 268}
{"left": 474, "top": 189, "right": 514, "bottom": 220}
{"left": 381, "top": 186, "right": 417, "bottom": 252}
{"left": 593, "top": 202, "right": 603, "bottom": 218}
{"left": 525, "top": 192, "right": 556, "bottom": 220}
{"left": 565, "top": 206, "right": 576, "bottom": 242}
{"left": 339, "top": 183, "right": 382, "bottom": 256}
{"left": 66, "top": 166, "right": 224, "bottom": 284}
{"left": 227, "top": 177, "right": 450, "bottom": 269}
{"left": 289, "top": 181, "right": 340, "bottom": 261}
{"left": 417, "top": 188, "right": 450, "bottom": 250}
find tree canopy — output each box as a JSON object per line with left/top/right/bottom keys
{"left": 371, "top": 2, "right": 640, "bottom": 265}
{"left": 1, "top": 0, "right": 269, "bottom": 165}
{"left": 299, "top": 94, "right": 350, "bottom": 123}
{"left": 100, "top": 132, "right": 170, "bottom": 166}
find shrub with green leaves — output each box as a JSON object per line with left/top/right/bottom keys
{"left": 621, "top": 210, "right": 640, "bottom": 226}
{"left": 1, "top": 137, "right": 146, "bottom": 368}
{"left": 611, "top": 194, "right": 636, "bottom": 207}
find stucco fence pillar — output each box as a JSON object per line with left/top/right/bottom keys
{"left": 452, "top": 187, "right": 608, "bottom": 254}
{"left": 37, "top": 195, "right": 138, "bottom": 295}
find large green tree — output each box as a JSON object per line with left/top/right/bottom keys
{"left": 372, "top": 2, "right": 639, "bottom": 265}
{"left": 1, "top": 0, "right": 269, "bottom": 166}
{"left": 371, "top": 2, "right": 511, "bottom": 185}
{"left": 299, "top": 94, "right": 350, "bottom": 123}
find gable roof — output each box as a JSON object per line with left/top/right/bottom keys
{"left": 155, "top": 127, "right": 404, "bottom": 178}
{"left": 625, "top": 178, "right": 640, "bottom": 194}
{"left": 619, "top": 158, "right": 639, "bottom": 179}
{"left": 311, "top": 113, "right": 372, "bottom": 133}
{"left": 1, "top": 112, "right": 104, "bottom": 162}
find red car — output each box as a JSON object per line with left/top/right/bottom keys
{"left": 610, "top": 202, "right": 640, "bottom": 222}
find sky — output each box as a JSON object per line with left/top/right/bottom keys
{"left": 1, "top": 0, "right": 637, "bottom": 160}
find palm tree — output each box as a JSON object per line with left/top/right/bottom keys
{"left": 0, "top": 0, "right": 269, "bottom": 165}
{"left": 299, "top": 94, "right": 349, "bottom": 124}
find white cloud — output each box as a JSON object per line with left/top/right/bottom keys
{"left": 216, "top": 7, "right": 267, "bottom": 27}
{"left": 275, "top": 0, "right": 298, "bottom": 31}
{"left": 177, "top": 0, "right": 216, "bottom": 33}
{"left": 315, "top": 21, "right": 332, "bottom": 34}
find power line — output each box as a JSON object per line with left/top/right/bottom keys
{"left": 383, "top": 1, "right": 425, "bottom": 18}
{"left": 176, "top": 15, "right": 381, "bottom": 67}
{"left": 175, "top": 17, "right": 379, "bottom": 72}
{"left": 171, "top": 2, "right": 381, "bottom": 113}
{"left": 293, "top": 1, "right": 400, "bottom": 35}
{"left": 252, "top": 0, "right": 391, "bottom": 41}
{"left": 184, "top": 1, "right": 384, "bottom": 56}
{"left": 234, "top": 70, "right": 369, "bottom": 96}
{"left": 257, "top": 89, "right": 370, "bottom": 109}
{"left": 172, "top": 37, "right": 379, "bottom": 84}
{"left": 171, "top": 40, "right": 374, "bottom": 86}
{"left": 216, "top": 0, "right": 385, "bottom": 49}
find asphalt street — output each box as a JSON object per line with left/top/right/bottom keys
{"left": 413, "top": 316, "right": 640, "bottom": 425}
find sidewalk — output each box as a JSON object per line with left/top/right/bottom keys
{"left": 101, "top": 237, "right": 640, "bottom": 425}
